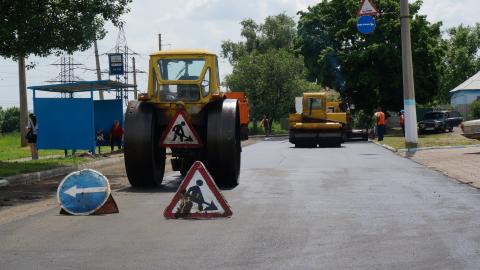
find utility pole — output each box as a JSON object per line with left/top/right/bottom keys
{"left": 94, "top": 40, "right": 104, "bottom": 100}
{"left": 18, "top": 57, "right": 28, "bottom": 147}
{"left": 132, "top": 57, "right": 138, "bottom": 100}
{"left": 158, "top": 34, "right": 162, "bottom": 51}
{"left": 400, "top": 0, "right": 418, "bottom": 144}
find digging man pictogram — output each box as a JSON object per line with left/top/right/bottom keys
{"left": 172, "top": 121, "right": 193, "bottom": 142}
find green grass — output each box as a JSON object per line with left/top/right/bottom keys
{"left": 0, "top": 132, "right": 66, "bottom": 161}
{"left": 0, "top": 157, "right": 90, "bottom": 177}
{"left": 380, "top": 128, "right": 480, "bottom": 150}
{"left": 0, "top": 132, "right": 113, "bottom": 177}
{"left": 0, "top": 132, "right": 112, "bottom": 161}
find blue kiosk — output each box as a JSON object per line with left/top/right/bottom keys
{"left": 28, "top": 80, "right": 133, "bottom": 154}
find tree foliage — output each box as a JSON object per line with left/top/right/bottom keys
{"left": 222, "top": 14, "right": 318, "bottom": 120}
{"left": 1, "top": 107, "right": 20, "bottom": 133}
{"left": 437, "top": 24, "right": 480, "bottom": 103}
{"left": 0, "top": 0, "right": 132, "bottom": 59}
{"left": 296, "top": 0, "right": 444, "bottom": 112}
{"left": 221, "top": 13, "right": 297, "bottom": 64}
{"left": 225, "top": 49, "right": 313, "bottom": 121}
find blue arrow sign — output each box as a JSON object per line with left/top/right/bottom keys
{"left": 357, "top": 15, "right": 376, "bottom": 34}
{"left": 57, "top": 169, "right": 110, "bottom": 215}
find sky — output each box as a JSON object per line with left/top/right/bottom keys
{"left": 1, "top": 0, "right": 479, "bottom": 109}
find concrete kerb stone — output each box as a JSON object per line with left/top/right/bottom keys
{"left": 0, "top": 179, "right": 8, "bottom": 188}
{"left": 371, "top": 140, "right": 398, "bottom": 152}
{"left": 3, "top": 156, "right": 124, "bottom": 187}
{"left": 249, "top": 134, "right": 288, "bottom": 139}
{"left": 372, "top": 140, "right": 480, "bottom": 153}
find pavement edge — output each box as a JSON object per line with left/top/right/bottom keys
{"left": 2, "top": 156, "right": 124, "bottom": 187}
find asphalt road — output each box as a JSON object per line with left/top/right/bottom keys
{"left": 1, "top": 138, "right": 480, "bottom": 269}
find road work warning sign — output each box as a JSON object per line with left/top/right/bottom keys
{"left": 160, "top": 110, "right": 203, "bottom": 148}
{"left": 57, "top": 169, "right": 118, "bottom": 216}
{"left": 164, "top": 161, "right": 232, "bottom": 219}
{"left": 357, "top": 0, "right": 379, "bottom": 17}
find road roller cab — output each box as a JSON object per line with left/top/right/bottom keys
{"left": 288, "top": 92, "right": 347, "bottom": 147}
{"left": 124, "top": 49, "right": 242, "bottom": 188}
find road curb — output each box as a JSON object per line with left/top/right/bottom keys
{"left": 249, "top": 134, "right": 288, "bottom": 138}
{"left": 371, "top": 141, "right": 398, "bottom": 152}
{"left": 3, "top": 156, "right": 124, "bottom": 187}
{"left": 396, "top": 144, "right": 480, "bottom": 153}
{"left": 372, "top": 141, "right": 480, "bottom": 153}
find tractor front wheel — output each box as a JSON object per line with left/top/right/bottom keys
{"left": 205, "top": 99, "right": 241, "bottom": 188}
{"left": 124, "top": 101, "right": 166, "bottom": 187}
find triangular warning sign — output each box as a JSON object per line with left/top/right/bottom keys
{"left": 357, "top": 0, "right": 379, "bottom": 16}
{"left": 164, "top": 161, "right": 233, "bottom": 219}
{"left": 159, "top": 110, "right": 203, "bottom": 148}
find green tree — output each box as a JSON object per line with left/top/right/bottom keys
{"left": 0, "top": 0, "right": 131, "bottom": 145}
{"left": 222, "top": 14, "right": 318, "bottom": 120}
{"left": 222, "top": 13, "right": 297, "bottom": 64}
{"left": 1, "top": 107, "right": 20, "bottom": 134}
{"left": 0, "top": 107, "right": 5, "bottom": 133}
{"left": 296, "top": 0, "right": 444, "bottom": 112}
{"left": 438, "top": 24, "right": 480, "bottom": 103}
{"left": 225, "top": 49, "right": 310, "bottom": 121}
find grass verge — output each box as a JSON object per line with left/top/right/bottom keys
{"left": 0, "top": 132, "right": 112, "bottom": 161}
{"left": 380, "top": 128, "right": 480, "bottom": 150}
{"left": 0, "top": 132, "right": 66, "bottom": 161}
{"left": 0, "top": 157, "right": 90, "bottom": 177}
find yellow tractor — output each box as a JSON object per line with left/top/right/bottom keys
{"left": 288, "top": 92, "right": 366, "bottom": 147}
{"left": 124, "top": 49, "right": 245, "bottom": 188}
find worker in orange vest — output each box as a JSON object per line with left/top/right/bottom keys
{"left": 374, "top": 107, "right": 386, "bottom": 141}
{"left": 399, "top": 110, "right": 405, "bottom": 135}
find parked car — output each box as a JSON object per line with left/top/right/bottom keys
{"left": 461, "top": 119, "right": 480, "bottom": 140}
{"left": 418, "top": 111, "right": 463, "bottom": 133}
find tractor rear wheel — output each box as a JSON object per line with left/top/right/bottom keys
{"left": 205, "top": 99, "right": 241, "bottom": 188}
{"left": 124, "top": 101, "right": 165, "bottom": 187}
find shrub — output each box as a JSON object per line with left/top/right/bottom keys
{"left": 1, "top": 107, "right": 20, "bottom": 133}
{"left": 352, "top": 110, "right": 374, "bottom": 129}
{"left": 470, "top": 100, "right": 480, "bottom": 120}
{"left": 0, "top": 107, "right": 4, "bottom": 133}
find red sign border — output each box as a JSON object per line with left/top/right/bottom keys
{"left": 164, "top": 161, "right": 233, "bottom": 219}
{"left": 357, "top": 0, "right": 379, "bottom": 17}
{"left": 159, "top": 110, "right": 204, "bottom": 148}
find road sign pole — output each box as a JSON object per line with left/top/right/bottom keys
{"left": 400, "top": 0, "right": 418, "bottom": 144}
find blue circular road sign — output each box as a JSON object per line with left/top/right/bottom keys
{"left": 357, "top": 15, "right": 376, "bottom": 34}
{"left": 57, "top": 169, "right": 111, "bottom": 215}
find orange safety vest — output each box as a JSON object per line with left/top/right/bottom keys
{"left": 376, "top": 112, "right": 385, "bottom": 125}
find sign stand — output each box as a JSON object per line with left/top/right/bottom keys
{"left": 57, "top": 169, "right": 119, "bottom": 216}
{"left": 60, "top": 194, "right": 119, "bottom": 215}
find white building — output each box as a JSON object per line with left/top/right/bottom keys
{"left": 450, "top": 71, "right": 480, "bottom": 120}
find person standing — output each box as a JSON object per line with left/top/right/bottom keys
{"left": 261, "top": 114, "right": 271, "bottom": 137}
{"left": 109, "top": 120, "right": 124, "bottom": 152}
{"left": 26, "top": 113, "right": 38, "bottom": 160}
{"left": 399, "top": 110, "right": 405, "bottom": 135}
{"left": 374, "top": 107, "right": 386, "bottom": 141}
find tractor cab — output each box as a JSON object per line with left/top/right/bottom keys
{"left": 302, "top": 93, "right": 327, "bottom": 120}
{"left": 147, "top": 50, "right": 221, "bottom": 108}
